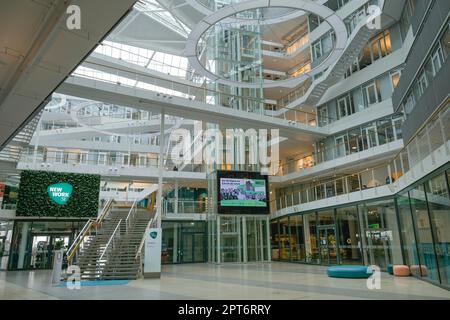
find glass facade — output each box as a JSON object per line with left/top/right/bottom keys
{"left": 271, "top": 164, "right": 450, "bottom": 288}
{"left": 8, "top": 220, "right": 85, "bottom": 270}
{"left": 0, "top": 220, "right": 13, "bottom": 270}
{"left": 161, "top": 221, "right": 207, "bottom": 264}
{"left": 210, "top": 215, "right": 270, "bottom": 263}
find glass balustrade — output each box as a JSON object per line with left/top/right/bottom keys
{"left": 18, "top": 149, "right": 205, "bottom": 173}
{"left": 275, "top": 100, "right": 450, "bottom": 211}
{"left": 163, "top": 200, "right": 208, "bottom": 214}
{"left": 69, "top": 65, "right": 319, "bottom": 127}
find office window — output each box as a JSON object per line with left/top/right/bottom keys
{"left": 441, "top": 22, "right": 450, "bottom": 59}
{"left": 364, "top": 82, "right": 381, "bottom": 106}
{"left": 390, "top": 70, "right": 401, "bottom": 89}
{"left": 98, "top": 152, "right": 107, "bottom": 165}
{"left": 312, "top": 41, "right": 322, "bottom": 60}
{"left": 431, "top": 44, "right": 444, "bottom": 76}
{"left": 77, "top": 152, "right": 88, "bottom": 164}
{"left": 417, "top": 70, "right": 428, "bottom": 95}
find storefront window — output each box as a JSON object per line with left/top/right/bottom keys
{"left": 279, "top": 217, "right": 290, "bottom": 261}
{"left": 318, "top": 210, "right": 337, "bottom": 265}
{"left": 304, "top": 213, "right": 319, "bottom": 264}
{"left": 397, "top": 193, "right": 421, "bottom": 275}
{"left": 0, "top": 221, "right": 13, "bottom": 270}
{"left": 358, "top": 199, "right": 402, "bottom": 270}
{"left": 270, "top": 219, "right": 280, "bottom": 261}
{"left": 289, "top": 215, "right": 305, "bottom": 262}
{"left": 9, "top": 221, "right": 81, "bottom": 270}
{"left": 425, "top": 173, "right": 450, "bottom": 286}
{"left": 409, "top": 185, "right": 440, "bottom": 282}
{"left": 336, "top": 206, "right": 363, "bottom": 265}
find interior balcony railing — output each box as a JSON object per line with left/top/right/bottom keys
{"left": 275, "top": 78, "right": 313, "bottom": 109}
{"left": 278, "top": 120, "right": 404, "bottom": 175}
{"left": 18, "top": 149, "right": 206, "bottom": 173}
{"left": 70, "top": 64, "right": 320, "bottom": 128}
{"left": 39, "top": 112, "right": 183, "bottom": 134}
{"left": 285, "top": 33, "right": 310, "bottom": 56}
{"left": 163, "top": 199, "right": 208, "bottom": 215}
{"left": 45, "top": 101, "right": 173, "bottom": 122}
{"left": 289, "top": 61, "right": 312, "bottom": 78}
{"left": 274, "top": 99, "right": 450, "bottom": 211}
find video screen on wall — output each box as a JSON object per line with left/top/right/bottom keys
{"left": 217, "top": 171, "right": 269, "bottom": 214}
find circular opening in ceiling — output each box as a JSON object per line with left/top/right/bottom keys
{"left": 191, "top": 0, "right": 309, "bottom": 24}
{"left": 185, "top": 0, "right": 347, "bottom": 89}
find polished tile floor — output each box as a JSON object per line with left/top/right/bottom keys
{"left": 1, "top": 263, "right": 449, "bottom": 300}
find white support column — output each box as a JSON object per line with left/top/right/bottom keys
{"left": 242, "top": 217, "right": 247, "bottom": 263}
{"left": 157, "top": 111, "right": 165, "bottom": 228}
{"left": 174, "top": 179, "right": 179, "bottom": 214}
{"left": 266, "top": 216, "right": 271, "bottom": 261}
{"left": 173, "top": 222, "right": 178, "bottom": 263}
{"left": 216, "top": 216, "right": 221, "bottom": 263}
{"left": 33, "top": 118, "right": 42, "bottom": 164}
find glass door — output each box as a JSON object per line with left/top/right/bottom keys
{"left": 335, "top": 135, "right": 347, "bottom": 158}
{"left": 338, "top": 97, "right": 348, "bottom": 118}
{"left": 318, "top": 226, "right": 338, "bottom": 265}
{"left": 364, "top": 228, "right": 391, "bottom": 270}
{"left": 180, "top": 233, "right": 194, "bottom": 263}
{"left": 364, "top": 126, "right": 379, "bottom": 149}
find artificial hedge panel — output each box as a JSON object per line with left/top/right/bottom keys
{"left": 16, "top": 170, "right": 100, "bottom": 217}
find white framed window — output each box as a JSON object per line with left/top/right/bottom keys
{"left": 55, "top": 151, "right": 64, "bottom": 164}
{"left": 138, "top": 154, "right": 147, "bottom": 167}
{"left": 404, "top": 91, "right": 416, "bottom": 115}
{"left": 364, "top": 125, "right": 379, "bottom": 148}
{"left": 338, "top": 96, "right": 348, "bottom": 118}
{"left": 417, "top": 70, "right": 428, "bottom": 96}
{"left": 318, "top": 106, "right": 329, "bottom": 126}
{"left": 335, "top": 135, "right": 348, "bottom": 158}
{"left": 98, "top": 152, "right": 107, "bottom": 165}
{"left": 126, "top": 108, "right": 133, "bottom": 119}
{"left": 77, "top": 152, "right": 88, "bottom": 165}
{"left": 431, "top": 44, "right": 444, "bottom": 76}
{"left": 121, "top": 153, "right": 130, "bottom": 166}
{"left": 365, "top": 82, "right": 380, "bottom": 106}
{"left": 312, "top": 41, "right": 322, "bottom": 60}
{"left": 390, "top": 70, "right": 401, "bottom": 90}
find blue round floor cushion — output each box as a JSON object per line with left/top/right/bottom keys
{"left": 327, "top": 265, "right": 373, "bottom": 279}
{"left": 387, "top": 264, "right": 394, "bottom": 275}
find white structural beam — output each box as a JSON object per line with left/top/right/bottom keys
{"left": 58, "top": 75, "right": 329, "bottom": 142}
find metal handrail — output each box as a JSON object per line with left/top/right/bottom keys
{"left": 96, "top": 198, "right": 115, "bottom": 228}
{"left": 66, "top": 219, "right": 94, "bottom": 261}
{"left": 99, "top": 219, "right": 122, "bottom": 261}
{"left": 72, "top": 62, "right": 321, "bottom": 127}
{"left": 125, "top": 199, "right": 138, "bottom": 232}
{"left": 66, "top": 198, "right": 115, "bottom": 264}
{"left": 135, "top": 218, "right": 154, "bottom": 261}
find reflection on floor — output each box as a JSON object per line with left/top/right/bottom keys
{"left": 1, "top": 263, "right": 449, "bottom": 300}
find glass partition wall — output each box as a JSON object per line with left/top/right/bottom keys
{"left": 209, "top": 215, "right": 270, "bottom": 263}
{"left": 271, "top": 164, "right": 450, "bottom": 289}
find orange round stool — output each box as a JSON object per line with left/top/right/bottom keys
{"left": 410, "top": 265, "right": 428, "bottom": 277}
{"left": 393, "top": 265, "right": 410, "bottom": 277}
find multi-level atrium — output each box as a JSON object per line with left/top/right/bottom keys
{"left": 0, "top": 0, "right": 450, "bottom": 300}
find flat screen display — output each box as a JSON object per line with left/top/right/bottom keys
{"left": 220, "top": 178, "right": 267, "bottom": 207}
{"left": 217, "top": 171, "right": 269, "bottom": 214}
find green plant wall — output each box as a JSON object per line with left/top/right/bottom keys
{"left": 16, "top": 170, "right": 100, "bottom": 217}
